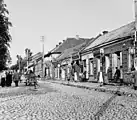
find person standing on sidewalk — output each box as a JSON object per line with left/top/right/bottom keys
{"left": 119, "top": 66, "right": 123, "bottom": 86}
{"left": 1, "top": 71, "right": 6, "bottom": 87}
{"left": 13, "top": 70, "right": 20, "bottom": 87}
{"left": 131, "top": 65, "right": 136, "bottom": 86}
{"left": 107, "top": 66, "right": 112, "bottom": 83}
{"left": 132, "top": 68, "right": 137, "bottom": 90}
{"left": 6, "top": 71, "right": 11, "bottom": 87}
{"left": 114, "top": 67, "right": 120, "bottom": 83}
{"left": 9, "top": 71, "right": 13, "bottom": 86}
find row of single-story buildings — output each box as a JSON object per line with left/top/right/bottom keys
{"left": 28, "top": 21, "right": 137, "bottom": 83}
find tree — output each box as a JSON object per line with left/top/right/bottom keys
{"left": 0, "top": 0, "right": 12, "bottom": 71}
{"left": 10, "top": 57, "right": 27, "bottom": 71}
{"left": 10, "top": 64, "right": 18, "bottom": 70}
{"left": 25, "top": 48, "right": 33, "bottom": 62}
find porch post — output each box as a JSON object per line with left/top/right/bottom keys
{"left": 86, "top": 56, "right": 89, "bottom": 79}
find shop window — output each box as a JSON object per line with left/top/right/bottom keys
{"left": 83, "top": 60, "right": 86, "bottom": 67}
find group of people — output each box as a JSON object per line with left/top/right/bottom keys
{"left": 0, "top": 69, "right": 40, "bottom": 89}
{"left": 66, "top": 63, "right": 87, "bottom": 84}
{"left": 25, "top": 70, "right": 39, "bottom": 89}
{"left": 1, "top": 71, "right": 13, "bottom": 87}
{"left": 0, "top": 70, "right": 20, "bottom": 87}
{"left": 108, "top": 65, "right": 137, "bottom": 90}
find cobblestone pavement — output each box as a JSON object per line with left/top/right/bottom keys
{"left": 0, "top": 81, "right": 137, "bottom": 120}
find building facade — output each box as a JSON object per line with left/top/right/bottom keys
{"left": 81, "top": 21, "right": 135, "bottom": 83}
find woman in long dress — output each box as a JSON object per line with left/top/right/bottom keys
{"left": 99, "top": 71, "right": 103, "bottom": 86}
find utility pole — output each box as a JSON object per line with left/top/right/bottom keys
{"left": 25, "top": 49, "right": 29, "bottom": 71}
{"left": 17, "top": 55, "right": 21, "bottom": 73}
{"left": 25, "top": 48, "right": 31, "bottom": 72}
{"left": 19, "top": 56, "right": 21, "bottom": 73}
{"left": 41, "top": 36, "right": 45, "bottom": 80}
{"left": 134, "top": 0, "right": 137, "bottom": 69}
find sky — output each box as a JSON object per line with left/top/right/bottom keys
{"left": 4, "top": 0, "right": 134, "bottom": 65}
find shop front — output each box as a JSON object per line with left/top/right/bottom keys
{"left": 92, "top": 49, "right": 101, "bottom": 81}
{"left": 72, "top": 52, "right": 82, "bottom": 81}
{"left": 81, "top": 52, "right": 94, "bottom": 81}
{"left": 60, "top": 60, "right": 68, "bottom": 80}
{"left": 100, "top": 38, "right": 134, "bottom": 84}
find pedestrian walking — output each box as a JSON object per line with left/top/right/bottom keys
{"left": 13, "top": 70, "right": 20, "bottom": 87}
{"left": 29, "top": 70, "right": 37, "bottom": 89}
{"left": 1, "top": 71, "right": 6, "bottom": 87}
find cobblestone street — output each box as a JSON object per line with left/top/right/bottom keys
{"left": 0, "top": 81, "right": 137, "bottom": 120}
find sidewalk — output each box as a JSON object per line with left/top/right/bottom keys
{"left": 46, "top": 79, "right": 137, "bottom": 98}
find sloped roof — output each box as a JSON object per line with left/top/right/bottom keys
{"left": 54, "top": 38, "right": 90, "bottom": 53}
{"left": 57, "top": 38, "right": 93, "bottom": 60}
{"left": 84, "top": 21, "right": 135, "bottom": 51}
{"left": 56, "top": 47, "right": 74, "bottom": 61}
{"left": 32, "top": 52, "right": 42, "bottom": 59}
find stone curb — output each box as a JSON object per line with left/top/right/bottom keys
{"left": 47, "top": 80, "right": 137, "bottom": 98}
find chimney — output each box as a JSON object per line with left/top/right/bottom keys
{"left": 76, "top": 35, "right": 80, "bottom": 40}
{"left": 63, "top": 40, "right": 65, "bottom": 42}
{"left": 102, "top": 31, "right": 108, "bottom": 35}
{"left": 59, "top": 42, "right": 62, "bottom": 45}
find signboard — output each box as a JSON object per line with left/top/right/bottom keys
{"left": 82, "top": 53, "right": 93, "bottom": 60}
{"left": 61, "top": 60, "right": 67, "bottom": 66}
{"left": 72, "top": 54, "right": 80, "bottom": 60}
{"left": 93, "top": 50, "right": 100, "bottom": 56}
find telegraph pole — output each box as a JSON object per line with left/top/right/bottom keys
{"left": 17, "top": 55, "right": 21, "bottom": 73}
{"left": 19, "top": 56, "right": 21, "bottom": 73}
{"left": 25, "top": 48, "right": 28, "bottom": 71}
{"left": 134, "top": 0, "right": 137, "bottom": 69}
{"left": 41, "top": 36, "right": 45, "bottom": 80}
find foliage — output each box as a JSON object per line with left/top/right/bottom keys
{"left": 10, "top": 63, "right": 18, "bottom": 70}
{"left": 0, "top": 0, "right": 12, "bottom": 71}
{"left": 10, "top": 57, "right": 27, "bottom": 71}
{"left": 10, "top": 48, "right": 33, "bottom": 71}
